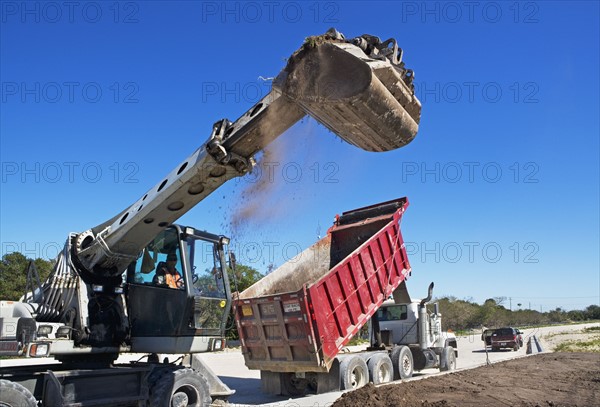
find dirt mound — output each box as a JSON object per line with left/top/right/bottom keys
{"left": 333, "top": 353, "right": 600, "bottom": 407}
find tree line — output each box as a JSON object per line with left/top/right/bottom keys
{"left": 436, "top": 296, "right": 600, "bottom": 332}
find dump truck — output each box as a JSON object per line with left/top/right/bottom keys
{"left": 0, "top": 29, "right": 421, "bottom": 406}
{"left": 234, "top": 198, "right": 457, "bottom": 395}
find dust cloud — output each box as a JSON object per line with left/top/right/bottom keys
{"left": 222, "top": 118, "right": 319, "bottom": 239}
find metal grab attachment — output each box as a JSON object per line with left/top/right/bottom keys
{"left": 350, "top": 34, "right": 414, "bottom": 89}
{"left": 207, "top": 119, "right": 254, "bottom": 174}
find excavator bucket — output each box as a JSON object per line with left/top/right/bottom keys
{"left": 274, "top": 29, "right": 422, "bottom": 152}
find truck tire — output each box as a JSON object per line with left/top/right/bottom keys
{"left": 149, "top": 368, "right": 212, "bottom": 407}
{"left": 339, "top": 356, "right": 369, "bottom": 390}
{"left": 391, "top": 346, "right": 413, "bottom": 380}
{"left": 281, "top": 373, "right": 308, "bottom": 396}
{"left": 0, "top": 379, "right": 37, "bottom": 407}
{"left": 367, "top": 353, "right": 393, "bottom": 385}
{"left": 439, "top": 346, "right": 457, "bottom": 372}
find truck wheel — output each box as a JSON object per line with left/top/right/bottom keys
{"left": 281, "top": 373, "right": 308, "bottom": 396}
{"left": 0, "top": 380, "right": 37, "bottom": 407}
{"left": 439, "top": 346, "right": 456, "bottom": 372}
{"left": 391, "top": 346, "right": 413, "bottom": 380}
{"left": 367, "top": 353, "right": 393, "bottom": 384}
{"left": 513, "top": 343, "right": 520, "bottom": 352}
{"left": 149, "top": 368, "right": 212, "bottom": 407}
{"left": 339, "top": 356, "right": 369, "bottom": 390}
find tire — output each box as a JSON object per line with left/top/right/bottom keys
{"left": 281, "top": 373, "right": 307, "bottom": 396}
{"left": 367, "top": 353, "right": 393, "bottom": 385}
{"left": 391, "top": 346, "right": 413, "bottom": 380}
{"left": 439, "top": 346, "right": 457, "bottom": 372}
{"left": 0, "top": 380, "right": 37, "bottom": 407}
{"left": 339, "top": 356, "right": 369, "bottom": 390}
{"left": 149, "top": 368, "right": 212, "bottom": 407}
{"left": 513, "top": 343, "right": 520, "bottom": 352}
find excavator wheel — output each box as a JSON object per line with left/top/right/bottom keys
{"left": 149, "top": 368, "right": 212, "bottom": 407}
{"left": 0, "top": 380, "right": 37, "bottom": 407}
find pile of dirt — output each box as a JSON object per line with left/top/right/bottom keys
{"left": 333, "top": 353, "right": 600, "bottom": 407}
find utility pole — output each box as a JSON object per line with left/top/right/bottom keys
{"left": 509, "top": 297, "right": 512, "bottom": 311}
{"left": 529, "top": 302, "right": 531, "bottom": 310}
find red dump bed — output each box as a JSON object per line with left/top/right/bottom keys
{"left": 234, "top": 198, "right": 411, "bottom": 372}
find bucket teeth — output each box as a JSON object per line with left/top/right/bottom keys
{"left": 274, "top": 31, "right": 421, "bottom": 152}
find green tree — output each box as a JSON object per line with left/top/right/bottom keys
{"left": 0, "top": 252, "right": 54, "bottom": 300}
{"left": 225, "top": 263, "right": 264, "bottom": 340}
{"left": 229, "top": 263, "right": 264, "bottom": 294}
{"left": 584, "top": 305, "right": 600, "bottom": 320}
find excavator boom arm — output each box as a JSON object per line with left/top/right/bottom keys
{"left": 73, "top": 29, "right": 422, "bottom": 280}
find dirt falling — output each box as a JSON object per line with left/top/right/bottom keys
{"left": 221, "top": 111, "right": 321, "bottom": 252}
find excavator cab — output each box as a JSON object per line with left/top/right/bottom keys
{"left": 125, "top": 225, "right": 232, "bottom": 353}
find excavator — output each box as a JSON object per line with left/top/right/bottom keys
{"left": 0, "top": 29, "right": 421, "bottom": 406}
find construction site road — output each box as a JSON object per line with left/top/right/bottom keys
{"left": 199, "top": 322, "right": 599, "bottom": 406}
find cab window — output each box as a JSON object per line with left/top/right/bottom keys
{"left": 376, "top": 304, "right": 408, "bottom": 321}
{"left": 188, "top": 237, "right": 226, "bottom": 299}
{"left": 128, "top": 227, "right": 184, "bottom": 287}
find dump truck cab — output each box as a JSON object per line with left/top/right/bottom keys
{"left": 375, "top": 300, "right": 453, "bottom": 350}
{"left": 368, "top": 283, "right": 458, "bottom": 375}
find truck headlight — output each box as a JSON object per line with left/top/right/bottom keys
{"left": 37, "top": 325, "right": 53, "bottom": 337}
{"left": 29, "top": 342, "right": 50, "bottom": 357}
{"left": 56, "top": 326, "right": 71, "bottom": 338}
{"left": 212, "top": 339, "right": 225, "bottom": 351}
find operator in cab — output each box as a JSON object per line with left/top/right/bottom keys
{"left": 153, "top": 252, "right": 184, "bottom": 289}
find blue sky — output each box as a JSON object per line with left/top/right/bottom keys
{"left": 1, "top": 1, "right": 598, "bottom": 311}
